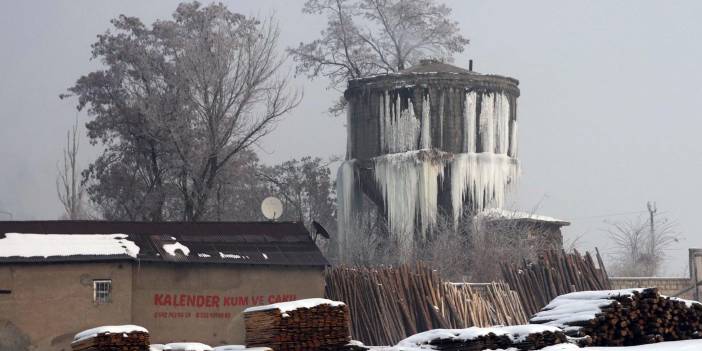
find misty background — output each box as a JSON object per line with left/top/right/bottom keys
{"left": 1, "top": 0, "right": 701, "bottom": 275}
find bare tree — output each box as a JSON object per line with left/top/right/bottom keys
{"left": 290, "top": 0, "right": 468, "bottom": 112}
{"left": 56, "top": 119, "right": 88, "bottom": 219}
{"left": 607, "top": 202, "right": 679, "bottom": 277}
{"left": 65, "top": 2, "right": 300, "bottom": 221}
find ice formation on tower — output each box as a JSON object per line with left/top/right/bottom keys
{"left": 373, "top": 150, "right": 447, "bottom": 251}
{"left": 338, "top": 60, "right": 521, "bottom": 256}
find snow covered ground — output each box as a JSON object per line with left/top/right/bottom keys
{"left": 369, "top": 339, "right": 702, "bottom": 350}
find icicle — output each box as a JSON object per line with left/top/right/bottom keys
{"left": 464, "top": 91, "right": 477, "bottom": 153}
{"left": 495, "top": 93, "right": 510, "bottom": 155}
{"left": 336, "top": 160, "right": 362, "bottom": 262}
{"left": 373, "top": 151, "right": 445, "bottom": 252}
{"left": 438, "top": 89, "right": 445, "bottom": 148}
{"left": 379, "top": 93, "right": 385, "bottom": 153}
{"left": 346, "top": 101, "right": 353, "bottom": 159}
{"left": 509, "top": 120, "right": 519, "bottom": 158}
{"left": 450, "top": 153, "right": 520, "bottom": 224}
{"left": 421, "top": 94, "right": 431, "bottom": 149}
{"left": 382, "top": 94, "right": 420, "bottom": 153}
{"left": 479, "top": 93, "right": 495, "bottom": 153}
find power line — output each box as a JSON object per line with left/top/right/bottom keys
{"left": 568, "top": 210, "right": 649, "bottom": 220}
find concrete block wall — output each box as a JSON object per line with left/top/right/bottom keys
{"left": 609, "top": 277, "right": 693, "bottom": 299}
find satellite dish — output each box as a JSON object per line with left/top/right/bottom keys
{"left": 261, "top": 196, "right": 283, "bottom": 221}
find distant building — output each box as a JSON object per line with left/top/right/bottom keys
{"left": 0, "top": 221, "right": 328, "bottom": 351}
{"left": 476, "top": 209, "right": 571, "bottom": 250}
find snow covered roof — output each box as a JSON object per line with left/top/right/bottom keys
{"left": 477, "top": 208, "right": 570, "bottom": 226}
{"left": 0, "top": 233, "right": 140, "bottom": 260}
{"left": 0, "top": 221, "right": 328, "bottom": 266}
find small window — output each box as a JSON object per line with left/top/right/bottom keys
{"left": 93, "top": 280, "right": 112, "bottom": 304}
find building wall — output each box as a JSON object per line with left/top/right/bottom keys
{"left": 131, "top": 264, "right": 324, "bottom": 346}
{"left": 0, "top": 262, "right": 133, "bottom": 351}
{"left": 0, "top": 262, "right": 324, "bottom": 351}
{"left": 609, "top": 277, "right": 693, "bottom": 299}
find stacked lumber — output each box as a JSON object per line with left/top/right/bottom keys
{"left": 243, "top": 298, "right": 351, "bottom": 351}
{"left": 71, "top": 325, "right": 149, "bottom": 351}
{"left": 396, "top": 325, "right": 567, "bottom": 351}
{"left": 501, "top": 249, "right": 611, "bottom": 316}
{"left": 530, "top": 288, "right": 702, "bottom": 346}
{"left": 325, "top": 263, "right": 528, "bottom": 346}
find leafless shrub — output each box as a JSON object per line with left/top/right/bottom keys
{"left": 607, "top": 202, "right": 678, "bottom": 277}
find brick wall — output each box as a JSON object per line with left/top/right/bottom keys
{"left": 609, "top": 277, "right": 693, "bottom": 299}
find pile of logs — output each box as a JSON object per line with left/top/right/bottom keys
{"left": 501, "top": 249, "right": 611, "bottom": 316}
{"left": 325, "top": 263, "right": 528, "bottom": 346}
{"left": 530, "top": 288, "right": 702, "bottom": 346}
{"left": 244, "top": 299, "right": 351, "bottom": 351}
{"left": 397, "top": 325, "right": 567, "bottom": 351}
{"left": 71, "top": 326, "right": 149, "bottom": 351}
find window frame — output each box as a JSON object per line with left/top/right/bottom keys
{"left": 93, "top": 279, "right": 112, "bottom": 304}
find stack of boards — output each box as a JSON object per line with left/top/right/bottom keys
{"left": 71, "top": 325, "right": 150, "bottom": 351}
{"left": 531, "top": 288, "right": 702, "bottom": 346}
{"left": 396, "top": 325, "right": 567, "bottom": 351}
{"left": 244, "top": 298, "right": 352, "bottom": 351}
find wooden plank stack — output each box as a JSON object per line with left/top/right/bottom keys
{"left": 244, "top": 298, "right": 351, "bottom": 351}
{"left": 325, "top": 263, "right": 528, "bottom": 346}
{"left": 71, "top": 325, "right": 150, "bottom": 351}
{"left": 501, "top": 249, "right": 611, "bottom": 316}
{"left": 396, "top": 325, "right": 567, "bottom": 351}
{"left": 530, "top": 288, "right": 702, "bottom": 347}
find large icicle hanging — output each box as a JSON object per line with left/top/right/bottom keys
{"left": 336, "top": 160, "right": 362, "bottom": 261}
{"left": 373, "top": 151, "right": 445, "bottom": 252}
{"left": 479, "top": 93, "right": 495, "bottom": 153}
{"left": 421, "top": 94, "right": 431, "bottom": 149}
{"left": 494, "top": 93, "right": 511, "bottom": 155}
{"left": 346, "top": 101, "right": 353, "bottom": 159}
{"left": 381, "top": 92, "right": 420, "bottom": 153}
{"left": 450, "top": 153, "right": 520, "bottom": 223}
{"left": 463, "top": 91, "right": 477, "bottom": 153}
{"left": 509, "top": 120, "right": 519, "bottom": 157}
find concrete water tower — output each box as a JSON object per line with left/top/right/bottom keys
{"left": 337, "top": 60, "right": 521, "bottom": 252}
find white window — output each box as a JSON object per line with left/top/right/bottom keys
{"left": 93, "top": 280, "right": 112, "bottom": 304}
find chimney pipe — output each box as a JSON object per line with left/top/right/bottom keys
{"left": 469, "top": 59, "right": 473, "bottom": 72}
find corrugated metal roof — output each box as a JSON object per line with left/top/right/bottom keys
{"left": 0, "top": 221, "right": 329, "bottom": 267}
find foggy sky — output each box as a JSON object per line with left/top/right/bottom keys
{"left": 1, "top": 1, "right": 701, "bottom": 275}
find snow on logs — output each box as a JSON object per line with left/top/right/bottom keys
{"left": 396, "top": 325, "right": 567, "bottom": 351}
{"left": 243, "top": 298, "right": 352, "bottom": 351}
{"left": 71, "top": 325, "right": 150, "bottom": 351}
{"left": 530, "top": 288, "right": 702, "bottom": 347}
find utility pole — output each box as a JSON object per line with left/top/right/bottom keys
{"left": 647, "top": 201, "right": 657, "bottom": 274}
{"left": 647, "top": 201, "right": 657, "bottom": 239}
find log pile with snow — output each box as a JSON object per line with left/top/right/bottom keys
{"left": 243, "top": 298, "right": 351, "bottom": 351}
{"left": 71, "top": 325, "right": 150, "bottom": 351}
{"left": 530, "top": 288, "right": 702, "bottom": 347}
{"left": 396, "top": 325, "right": 567, "bottom": 351}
